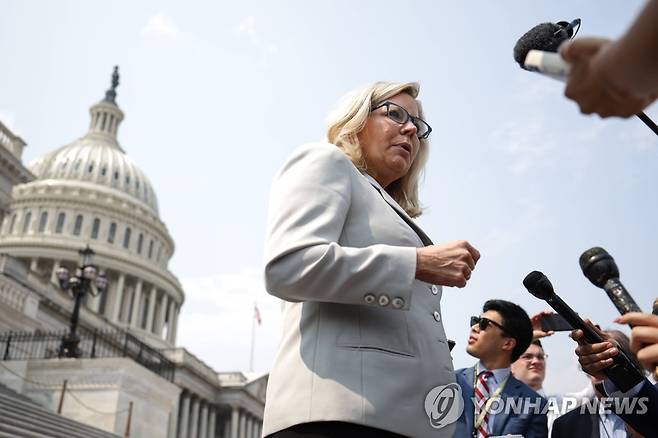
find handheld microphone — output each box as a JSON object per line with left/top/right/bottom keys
{"left": 513, "top": 19, "right": 581, "bottom": 69}
{"left": 514, "top": 19, "right": 658, "bottom": 136}
{"left": 579, "top": 247, "right": 643, "bottom": 320}
{"left": 652, "top": 298, "right": 658, "bottom": 316}
{"left": 523, "top": 270, "right": 645, "bottom": 391}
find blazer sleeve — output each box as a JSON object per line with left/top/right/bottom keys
{"left": 264, "top": 143, "right": 417, "bottom": 309}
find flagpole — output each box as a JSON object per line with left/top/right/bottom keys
{"left": 250, "top": 301, "right": 256, "bottom": 372}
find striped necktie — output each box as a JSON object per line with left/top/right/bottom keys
{"left": 475, "top": 370, "right": 493, "bottom": 438}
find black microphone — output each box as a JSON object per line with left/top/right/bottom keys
{"left": 579, "top": 247, "right": 643, "bottom": 319}
{"left": 513, "top": 19, "right": 580, "bottom": 68}
{"left": 652, "top": 298, "right": 658, "bottom": 316}
{"left": 523, "top": 270, "right": 645, "bottom": 392}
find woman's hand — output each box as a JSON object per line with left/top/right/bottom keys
{"left": 615, "top": 312, "right": 658, "bottom": 372}
{"left": 415, "top": 240, "right": 480, "bottom": 287}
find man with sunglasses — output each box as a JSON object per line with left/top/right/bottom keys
{"left": 452, "top": 299, "right": 548, "bottom": 438}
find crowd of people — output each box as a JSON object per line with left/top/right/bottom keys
{"left": 260, "top": 1, "right": 658, "bottom": 437}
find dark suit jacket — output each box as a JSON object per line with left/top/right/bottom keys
{"left": 613, "top": 379, "right": 658, "bottom": 438}
{"left": 452, "top": 366, "right": 548, "bottom": 438}
{"left": 551, "top": 409, "right": 599, "bottom": 438}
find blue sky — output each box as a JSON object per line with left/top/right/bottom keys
{"left": 2, "top": 1, "right": 657, "bottom": 393}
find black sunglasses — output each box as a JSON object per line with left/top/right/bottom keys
{"left": 470, "top": 316, "right": 508, "bottom": 334}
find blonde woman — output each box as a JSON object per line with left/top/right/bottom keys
{"left": 263, "top": 81, "right": 480, "bottom": 438}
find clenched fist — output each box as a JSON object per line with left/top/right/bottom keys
{"left": 415, "top": 240, "right": 480, "bottom": 288}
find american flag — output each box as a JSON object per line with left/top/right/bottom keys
{"left": 254, "top": 304, "right": 262, "bottom": 325}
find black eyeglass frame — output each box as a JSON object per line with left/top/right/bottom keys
{"left": 371, "top": 101, "right": 432, "bottom": 140}
{"left": 470, "top": 315, "right": 509, "bottom": 335}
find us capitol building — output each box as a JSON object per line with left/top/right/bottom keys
{"left": 0, "top": 68, "right": 266, "bottom": 438}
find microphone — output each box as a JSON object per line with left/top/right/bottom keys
{"left": 513, "top": 19, "right": 580, "bottom": 68}
{"left": 514, "top": 19, "right": 658, "bottom": 136}
{"left": 523, "top": 270, "right": 645, "bottom": 391}
{"left": 653, "top": 298, "right": 658, "bottom": 316}
{"left": 579, "top": 247, "right": 643, "bottom": 319}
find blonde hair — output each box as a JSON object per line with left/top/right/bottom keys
{"left": 326, "top": 81, "right": 429, "bottom": 218}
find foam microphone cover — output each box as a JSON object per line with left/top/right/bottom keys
{"left": 513, "top": 22, "right": 569, "bottom": 67}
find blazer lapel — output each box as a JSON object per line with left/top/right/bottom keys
{"left": 462, "top": 367, "right": 476, "bottom": 435}
{"left": 371, "top": 184, "right": 434, "bottom": 246}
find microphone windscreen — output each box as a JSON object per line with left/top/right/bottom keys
{"left": 653, "top": 298, "right": 658, "bottom": 316}
{"left": 523, "top": 270, "right": 554, "bottom": 300}
{"left": 513, "top": 22, "right": 567, "bottom": 67}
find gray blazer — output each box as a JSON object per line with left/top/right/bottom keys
{"left": 262, "top": 143, "right": 456, "bottom": 438}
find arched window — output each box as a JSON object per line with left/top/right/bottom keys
{"left": 148, "top": 239, "right": 154, "bottom": 259}
{"left": 123, "top": 227, "right": 131, "bottom": 249}
{"left": 108, "top": 222, "right": 117, "bottom": 244}
{"left": 22, "top": 212, "right": 32, "bottom": 234}
{"left": 38, "top": 212, "right": 48, "bottom": 233}
{"left": 137, "top": 233, "right": 144, "bottom": 254}
{"left": 91, "top": 218, "right": 100, "bottom": 239}
{"left": 55, "top": 213, "right": 66, "bottom": 234}
{"left": 73, "top": 215, "right": 83, "bottom": 236}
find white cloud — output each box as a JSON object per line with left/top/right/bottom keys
{"left": 490, "top": 120, "right": 557, "bottom": 175}
{"left": 142, "top": 13, "right": 180, "bottom": 39}
{"left": 176, "top": 268, "right": 283, "bottom": 373}
{"left": 234, "top": 16, "right": 279, "bottom": 62}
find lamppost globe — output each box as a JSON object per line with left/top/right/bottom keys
{"left": 83, "top": 265, "right": 97, "bottom": 281}
{"left": 95, "top": 274, "right": 108, "bottom": 292}
{"left": 56, "top": 266, "right": 70, "bottom": 289}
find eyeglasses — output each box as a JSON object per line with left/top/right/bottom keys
{"left": 470, "top": 316, "right": 508, "bottom": 334}
{"left": 372, "top": 101, "right": 432, "bottom": 140}
{"left": 519, "top": 353, "right": 548, "bottom": 361}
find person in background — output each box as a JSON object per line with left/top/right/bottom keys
{"left": 553, "top": 330, "right": 645, "bottom": 438}
{"left": 453, "top": 299, "right": 547, "bottom": 438}
{"left": 559, "top": 0, "right": 658, "bottom": 117}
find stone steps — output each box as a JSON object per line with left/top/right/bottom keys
{"left": 0, "top": 384, "right": 120, "bottom": 438}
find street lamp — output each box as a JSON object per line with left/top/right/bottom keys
{"left": 58, "top": 246, "right": 109, "bottom": 358}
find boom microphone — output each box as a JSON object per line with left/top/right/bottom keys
{"left": 579, "top": 247, "right": 643, "bottom": 319}
{"left": 513, "top": 19, "right": 580, "bottom": 68}
{"left": 523, "top": 270, "right": 645, "bottom": 392}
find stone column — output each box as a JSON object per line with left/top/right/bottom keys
{"left": 189, "top": 397, "right": 200, "bottom": 438}
{"left": 109, "top": 273, "right": 125, "bottom": 322}
{"left": 146, "top": 285, "right": 157, "bottom": 332}
{"left": 170, "top": 305, "right": 180, "bottom": 345}
{"left": 29, "top": 258, "right": 38, "bottom": 272}
{"left": 178, "top": 392, "right": 191, "bottom": 438}
{"left": 238, "top": 412, "right": 246, "bottom": 438}
{"left": 168, "top": 396, "right": 180, "bottom": 438}
{"left": 50, "top": 260, "right": 60, "bottom": 284}
{"left": 120, "top": 284, "right": 133, "bottom": 323}
{"left": 166, "top": 300, "right": 177, "bottom": 343}
{"left": 230, "top": 407, "right": 239, "bottom": 438}
{"left": 155, "top": 292, "right": 168, "bottom": 337}
{"left": 129, "top": 280, "right": 143, "bottom": 328}
{"left": 199, "top": 402, "right": 209, "bottom": 438}
{"left": 245, "top": 416, "right": 252, "bottom": 438}
{"left": 208, "top": 407, "right": 217, "bottom": 438}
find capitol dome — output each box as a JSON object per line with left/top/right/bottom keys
{"left": 0, "top": 67, "right": 183, "bottom": 348}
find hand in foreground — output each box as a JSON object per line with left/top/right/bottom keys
{"left": 560, "top": 37, "right": 657, "bottom": 118}
{"left": 615, "top": 312, "right": 658, "bottom": 372}
{"left": 570, "top": 319, "right": 618, "bottom": 381}
{"left": 530, "top": 310, "right": 555, "bottom": 340}
{"left": 415, "top": 240, "right": 480, "bottom": 288}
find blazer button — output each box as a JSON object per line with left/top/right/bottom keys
{"left": 433, "top": 311, "right": 441, "bottom": 322}
{"left": 430, "top": 285, "right": 439, "bottom": 295}
{"left": 378, "top": 295, "right": 390, "bottom": 307}
{"left": 364, "top": 294, "right": 376, "bottom": 304}
{"left": 391, "top": 297, "right": 405, "bottom": 309}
